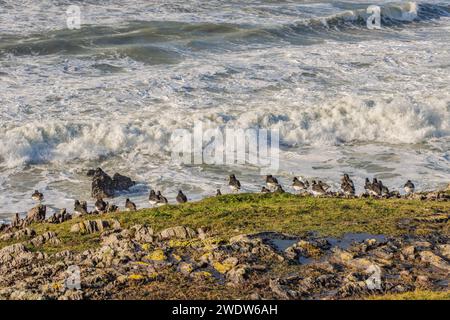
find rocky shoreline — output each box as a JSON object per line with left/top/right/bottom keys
{"left": 0, "top": 190, "right": 449, "bottom": 300}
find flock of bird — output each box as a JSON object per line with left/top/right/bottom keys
{"left": 30, "top": 174, "right": 416, "bottom": 214}
{"left": 228, "top": 173, "right": 415, "bottom": 198}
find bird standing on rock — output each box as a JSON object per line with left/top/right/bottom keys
{"left": 95, "top": 197, "right": 107, "bottom": 213}
{"left": 342, "top": 174, "right": 355, "bottom": 189}
{"left": 266, "top": 175, "right": 279, "bottom": 190}
{"left": 274, "top": 184, "right": 285, "bottom": 193}
{"left": 292, "top": 177, "right": 309, "bottom": 192}
{"left": 125, "top": 198, "right": 136, "bottom": 211}
{"left": 149, "top": 190, "right": 158, "bottom": 206}
{"left": 176, "top": 190, "right": 188, "bottom": 203}
{"left": 216, "top": 189, "right": 222, "bottom": 196}
{"left": 341, "top": 174, "right": 355, "bottom": 196}
{"left": 311, "top": 181, "right": 326, "bottom": 196}
{"left": 404, "top": 180, "right": 415, "bottom": 194}
{"left": 364, "top": 178, "right": 371, "bottom": 193}
{"left": 318, "top": 181, "right": 330, "bottom": 192}
{"left": 32, "top": 190, "right": 44, "bottom": 202}
{"left": 229, "top": 174, "right": 241, "bottom": 192}
{"left": 74, "top": 200, "right": 88, "bottom": 216}
{"left": 342, "top": 182, "right": 355, "bottom": 196}
{"left": 156, "top": 191, "right": 168, "bottom": 206}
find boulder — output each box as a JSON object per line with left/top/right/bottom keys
{"left": 90, "top": 168, "right": 136, "bottom": 199}
{"left": 91, "top": 168, "right": 115, "bottom": 199}
{"left": 70, "top": 220, "right": 110, "bottom": 234}
{"left": 112, "top": 173, "right": 135, "bottom": 191}
{"left": 419, "top": 251, "right": 450, "bottom": 272}
{"left": 26, "top": 205, "right": 46, "bottom": 223}
{"left": 159, "top": 226, "right": 197, "bottom": 240}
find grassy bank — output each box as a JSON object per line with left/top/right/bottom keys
{"left": 3, "top": 192, "right": 448, "bottom": 254}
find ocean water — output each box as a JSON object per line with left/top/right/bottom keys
{"left": 1, "top": 1, "right": 450, "bottom": 220}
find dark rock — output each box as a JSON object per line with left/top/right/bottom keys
{"left": 112, "top": 173, "right": 135, "bottom": 191}
{"left": 91, "top": 168, "right": 115, "bottom": 199}
{"left": 90, "top": 168, "right": 135, "bottom": 199}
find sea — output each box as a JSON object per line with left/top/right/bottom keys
{"left": 1, "top": 0, "right": 450, "bottom": 221}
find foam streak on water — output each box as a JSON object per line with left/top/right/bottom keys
{"left": 0, "top": 1, "right": 450, "bottom": 219}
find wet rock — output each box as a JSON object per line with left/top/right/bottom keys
{"left": 112, "top": 173, "right": 135, "bottom": 191}
{"left": 90, "top": 168, "right": 135, "bottom": 199}
{"left": 159, "top": 226, "right": 197, "bottom": 240}
{"left": 227, "top": 265, "right": 249, "bottom": 285}
{"left": 419, "top": 251, "right": 450, "bottom": 272}
{"left": 332, "top": 248, "right": 373, "bottom": 271}
{"left": 91, "top": 168, "right": 115, "bottom": 199}
{"left": 26, "top": 205, "right": 46, "bottom": 223}
{"left": 285, "top": 240, "right": 323, "bottom": 261}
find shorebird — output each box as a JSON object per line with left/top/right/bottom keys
{"left": 74, "top": 200, "right": 88, "bottom": 215}
{"left": 341, "top": 174, "right": 355, "bottom": 196}
{"left": 380, "top": 181, "right": 390, "bottom": 196}
{"left": 261, "top": 186, "right": 271, "bottom": 193}
{"left": 149, "top": 190, "right": 158, "bottom": 206}
{"left": 176, "top": 190, "right": 188, "bottom": 204}
{"left": 404, "top": 180, "right": 415, "bottom": 194}
{"left": 364, "top": 178, "right": 371, "bottom": 193}
{"left": 125, "top": 198, "right": 136, "bottom": 211}
{"left": 342, "top": 181, "right": 355, "bottom": 196}
{"left": 318, "top": 181, "right": 330, "bottom": 191}
{"left": 229, "top": 174, "right": 241, "bottom": 192}
{"left": 274, "top": 184, "right": 285, "bottom": 193}
{"left": 369, "top": 178, "right": 382, "bottom": 197}
{"left": 31, "top": 190, "right": 44, "bottom": 202}
{"left": 292, "top": 177, "right": 309, "bottom": 192}
{"left": 311, "top": 181, "right": 326, "bottom": 196}
{"left": 156, "top": 191, "right": 168, "bottom": 206}
{"left": 266, "top": 175, "right": 279, "bottom": 190}
{"left": 216, "top": 189, "right": 222, "bottom": 196}
{"left": 342, "top": 174, "right": 355, "bottom": 189}
{"left": 95, "top": 198, "right": 107, "bottom": 213}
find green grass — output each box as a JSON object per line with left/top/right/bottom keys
{"left": 1, "top": 193, "right": 449, "bottom": 254}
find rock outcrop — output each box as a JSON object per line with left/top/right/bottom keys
{"left": 90, "top": 168, "right": 135, "bottom": 199}
{"left": 26, "top": 205, "right": 46, "bottom": 224}
{"left": 158, "top": 226, "right": 197, "bottom": 240}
